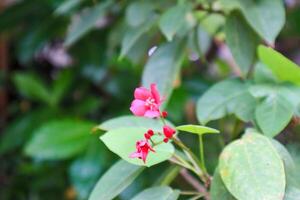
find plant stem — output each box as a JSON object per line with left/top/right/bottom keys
{"left": 199, "top": 135, "right": 207, "bottom": 174}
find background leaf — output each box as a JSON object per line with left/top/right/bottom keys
{"left": 196, "top": 78, "right": 256, "bottom": 124}
{"left": 13, "top": 73, "right": 51, "bottom": 104}
{"left": 220, "top": 0, "right": 285, "bottom": 44}
{"left": 255, "top": 93, "right": 293, "bottom": 137}
{"left": 142, "top": 40, "right": 185, "bottom": 105}
{"left": 65, "top": 0, "right": 112, "bottom": 46}
{"left": 69, "top": 139, "right": 105, "bottom": 200}
{"left": 24, "top": 119, "right": 95, "bottom": 159}
{"left": 159, "top": 4, "right": 191, "bottom": 41}
{"left": 89, "top": 160, "right": 144, "bottom": 200}
{"left": 258, "top": 45, "right": 300, "bottom": 85}
{"left": 225, "top": 11, "right": 259, "bottom": 75}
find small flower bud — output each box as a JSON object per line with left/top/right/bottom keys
{"left": 144, "top": 133, "right": 151, "bottom": 140}
{"left": 163, "top": 138, "right": 169, "bottom": 143}
{"left": 162, "top": 111, "right": 168, "bottom": 118}
{"left": 147, "top": 129, "right": 154, "bottom": 136}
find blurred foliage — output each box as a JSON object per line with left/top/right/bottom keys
{"left": 1, "top": 0, "right": 300, "bottom": 200}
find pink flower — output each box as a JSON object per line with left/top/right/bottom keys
{"left": 129, "top": 139, "right": 155, "bottom": 163}
{"left": 163, "top": 125, "right": 176, "bottom": 139}
{"left": 130, "top": 83, "right": 163, "bottom": 118}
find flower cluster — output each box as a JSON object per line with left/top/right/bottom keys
{"left": 129, "top": 83, "right": 176, "bottom": 163}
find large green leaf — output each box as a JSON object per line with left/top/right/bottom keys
{"left": 219, "top": 133, "right": 285, "bottom": 200}
{"left": 65, "top": 0, "right": 112, "bottom": 46}
{"left": 176, "top": 124, "right": 219, "bottom": 135}
{"left": 13, "top": 73, "right": 51, "bottom": 104}
{"left": 159, "top": 4, "right": 191, "bottom": 41}
{"left": 225, "top": 11, "right": 259, "bottom": 75}
{"left": 196, "top": 78, "right": 256, "bottom": 124}
{"left": 97, "top": 116, "right": 173, "bottom": 132}
{"left": 24, "top": 119, "right": 94, "bottom": 159}
{"left": 125, "top": 2, "right": 154, "bottom": 27}
{"left": 210, "top": 167, "right": 236, "bottom": 200}
{"left": 120, "top": 16, "right": 156, "bottom": 58}
{"left": 89, "top": 160, "right": 144, "bottom": 200}
{"left": 69, "top": 139, "right": 105, "bottom": 200}
{"left": 258, "top": 45, "right": 300, "bottom": 85}
{"left": 142, "top": 40, "right": 185, "bottom": 105}
{"left": 220, "top": 0, "right": 285, "bottom": 44}
{"left": 131, "top": 186, "right": 180, "bottom": 200}
{"left": 255, "top": 92, "right": 293, "bottom": 137}
{"left": 100, "top": 127, "right": 175, "bottom": 167}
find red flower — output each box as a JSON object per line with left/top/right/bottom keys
{"left": 129, "top": 139, "right": 155, "bottom": 163}
{"left": 130, "top": 83, "right": 163, "bottom": 118}
{"left": 163, "top": 125, "right": 176, "bottom": 139}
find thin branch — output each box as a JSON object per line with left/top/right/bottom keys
{"left": 180, "top": 169, "right": 210, "bottom": 200}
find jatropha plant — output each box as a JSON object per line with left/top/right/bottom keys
{"left": 90, "top": 83, "right": 220, "bottom": 200}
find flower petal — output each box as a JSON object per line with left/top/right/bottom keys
{"left": 150, "top": 83, "right": 162, "bottom": 104}
{"left": 144, "top": 110, "right": 160, "bottom": 118}
{"left": 130, "top": 100, "right": 146, "bottom": 116}
{"left": 134, "top": 87, "right": 151, "bottom": 101}
{"left": 129, "top": 152, "right": 141, "bottom": 158}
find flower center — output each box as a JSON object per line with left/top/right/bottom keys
{"left": 145, "top": 97, "right": 157, "bottom": 110}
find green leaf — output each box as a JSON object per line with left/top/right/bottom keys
{"left": 210, "top": 167, "right": 236, "bottom": 200}
{"left": 284, "top": 185, "right": 300, "bottom": 200}
{"left": 89, "top": 160, "right": 144, "bottom": 200}
{"left": 220, "top": 0, "right": 285, "bottom": 44}
{"left": 100, "top": 127, "right": 175, "bottom": 167}
{"left": 159, "top": 5, "right": 191, "bottom": 41}
{"left": 258, "top": 45, "right": 300, "bottom": 85}
{"left": 132, "top": 186, "right": 180, "bottom": 200}
{"left": 225, "top": 11, "right": 259, "bottom": 75}
{"left": 253, "top": 62, "right": 278, "bottom": 84}
{"left": 24, "top": 119, "right": 95, "bottom": 159}
{"left": 97, "top": 116, "right": 173, "bottom": 132}
{"left": 142, "top": 40, "right": 185, "bottom": 105}
{"left": 196, "top": 78, "right": 256, "bottom": 124}
{"left": 51, "top": 70, "right": 73, "bottom": 105}
{"left": 219, "top": 133, "right": 286, "bottom": 200}
{"left": 125, "top": 2, "right": 154, "bottom": 27}
{"left": 176, "top": 124, "right": 219, "bottom": 135}
{"left": 65, "top": 0, "right": 112, "bottom": 46}
{"left": 120, "top": 16, "right": 156, "bottom": 58}
{"left": 55, "top": 0, "right": 83, "bottom": 15}
{"left": 255, "top": 93, "right": 293, "bottom": 137}
{"left": 0, "top": 109, "right": 56, "bottom": 155}
{"left": 69, "top": 139, "right": 105, "bottom": 200}
{"left": 13, "top": 73, "right": 51, "bottom": 104}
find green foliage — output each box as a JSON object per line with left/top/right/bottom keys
{"left": 220, "top": 0, "right": 285, "bottom": 44}
{"left": 225, "top": 11, "right": 259, "bottom": 75}
{"left": 97, "top": 116, "right": 173, "bottom": 132}
{"left": 142, "top": 40, "right": 185, "bottom": 104}
{"left": 131, "top": 186, "right": 180, "bottom": 200}
{"left": 258, "top": 45, "right": 300, "bottom": 85}
{"left": 24, "top": 119, "right": 95, "bottom": 159}
{"left": 196, "top": 78, "right": 255, "bottom": 124}
{"left": 219, "top": 133, "right": 285, "bottom": 200}
{"left": 100, "top": 128, "right": 175, "bottom": 167}
{"left": 176, "top": 124, "right": 219, "bottom": 135}
{"left": 89, "top": 160, "right": 144, "bottom": 200}
{"left": 2, "top": 0, "right": 300, "bottom": 199}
